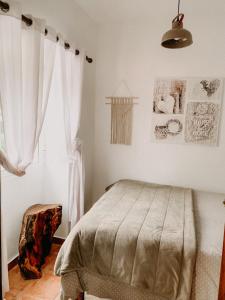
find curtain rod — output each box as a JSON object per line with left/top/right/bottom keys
{"left": 0, "top": 0, "right": 93, "bottom": 63}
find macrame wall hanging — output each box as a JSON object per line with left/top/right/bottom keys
{"left": 106, "top": 81, "right": 138, "bottom": 145}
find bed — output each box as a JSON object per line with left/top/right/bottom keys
{"left": 55, "top": 179, "right": 199, "bottom": 300}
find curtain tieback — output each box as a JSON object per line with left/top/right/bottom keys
{"left": 0, "top": 151, "right": 25, "bottom": 176}
{"left": 68, "top": 138, "right": 82, "bottom": 163}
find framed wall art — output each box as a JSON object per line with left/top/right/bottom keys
{"left": 151, "top": 77, "right": 224, "bottom": 146}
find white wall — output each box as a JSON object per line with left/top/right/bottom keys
{"left": 3, "top": 0, "right": 97, "bottom": 261}
{"left": 93, "top": 0, "right": 225, "bottom": 201}
{"left": 2, "top": 164, "right": 44, "bottom": 261}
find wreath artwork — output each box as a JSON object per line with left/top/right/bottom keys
{"left": 155, "top": 119, "right": 183, "bottom": 139}
{"left": 152, "top": 77, "right": 224, "bottom": 146}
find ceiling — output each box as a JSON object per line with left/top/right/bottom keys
{"left": 74, "top": 0, "right": 180, "bottom": 24}
{"left": 74, "top": 0, "right": 223, "bottom": 24}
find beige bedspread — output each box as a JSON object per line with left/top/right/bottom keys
{"left": 55, "top": 180, "right": 196, "bottom": 300}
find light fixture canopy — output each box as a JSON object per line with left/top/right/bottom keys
{"left": 161, "top": 0, "right": 193, "bottom": 49}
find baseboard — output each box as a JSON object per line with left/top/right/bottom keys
{"left": 8, "top": 236, "right": 65, "bottom": 271}
{"left": 8, "top": 257, "right": 18, "bottom": 271}
{"left": 53, "top": 236, "right": 65, "bottom": 245}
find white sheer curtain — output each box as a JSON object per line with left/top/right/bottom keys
{"left": 59, "top": 45, "right": 85, "bottom": 230}
{"left": 0, "top": 16, "right": 56, "bottom": 172}
{"left": 0, "top": 8, "right": 56, "bottom": 295}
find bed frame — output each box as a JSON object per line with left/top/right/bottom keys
{"left": 218, "top": 226, "right": 225, "bottom": 300}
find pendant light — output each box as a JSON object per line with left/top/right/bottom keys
{"left": 161, "top": 0, "right": 193, "bottom": 49}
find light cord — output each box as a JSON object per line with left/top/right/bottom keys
{"left": 178, "top": 0, "right": 181, "bottom": 15}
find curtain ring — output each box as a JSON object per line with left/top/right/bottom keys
{"left": 0, "top": 1, "right": 10, "bottom": 13}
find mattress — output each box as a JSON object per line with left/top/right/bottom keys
{"left": 56, "top": 180, "right": 197, "bottom": 300}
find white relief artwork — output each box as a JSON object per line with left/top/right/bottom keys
{"left": 184, "top": 102, "right": 220, "bottom": 146}
{"left": 153, "top": 79, "right": 187, "bottom": 114}
{"left": 151, "top": 77, "right": 224, "bottom": 146}
{"left": 152, "top": 114, "right": 184, "bottom": 144}
{"left": 189, "top": 78, "right": 224, "bottom": 101}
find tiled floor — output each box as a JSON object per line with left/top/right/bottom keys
{"left": 5, "top": 244, "right": 61, "bottom": 300}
